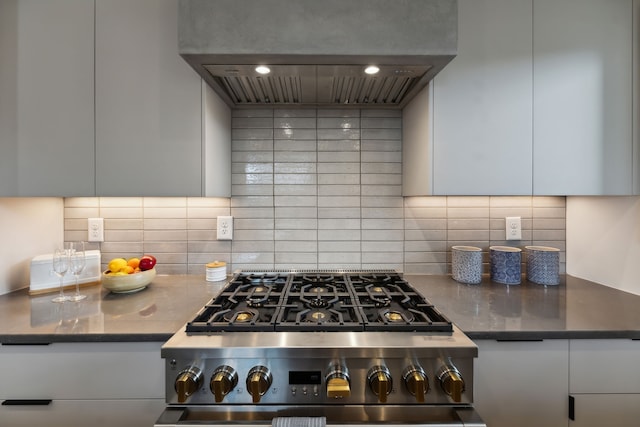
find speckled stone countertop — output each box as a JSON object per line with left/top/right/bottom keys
{"left": 0, "top": 274, "right": 639, "bottom": 344}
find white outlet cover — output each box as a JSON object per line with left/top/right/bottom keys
{"left": 217, "top": 216, "right": 233, "bottom": 240}
{"left": 88, "top": 217, "right": 104, "bottom": 242}
{"left": 505, "top": 216, "right": 522, "bottom": 241}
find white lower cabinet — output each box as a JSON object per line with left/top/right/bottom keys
{"left": 0, "top": 342, "right": 165, "bottom": 427}
{"left": 1, "top": 399, "right": 165, "bottom": 427}
{"left": 568, "top": 339, "right": 640, "bottom": 427}
{"left": 473, "top": 339, "right": 569, "bottom": 427}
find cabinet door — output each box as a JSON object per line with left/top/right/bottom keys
{"left": 0, "top": 399, "right": 165, "bottom": 427}
{"left": 95, "top": 0, "right": 203, "bottom": 196}
{"left": 569, "top": 394, "right": 640, "bottom": 427}
{"left": 533, "top": 0, "right": 633, "bottom": 195}
{"left": 0, "top": 0, "right": 95, "bottom": 196}
{"left": 0, "top": 342, "right": 164, "bottom": 399}
{"left": 431, "top": 0, "right": 533, "bottom": 195}
{"left": 569, "top": 339, "right": 640, "bottom": 394}
{"left": 474, "top": 340, "right": 569, "bottom": 427}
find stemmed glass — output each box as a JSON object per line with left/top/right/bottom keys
{"left": 68, "top": 241, "right": 87, "bottom": 301}
{"left": 51, "top": 247, "right": 71, "bottom": 303}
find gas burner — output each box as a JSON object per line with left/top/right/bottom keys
{"left": 297, "top": 308, "right": 341, "bottom": 324}
{"left": 245, "top": 285, "right": 273, "bottom": 308}
{"left": 222, "top": 309, "right": 259, "bottom": 324}
{"left": 366, "top": 285, "right": 392, "bottom": 307}
{"left": 379, "top": 309, "right": 414, "bottom": 324}
{"left": 300, "top": 284, "right": 339, "bottom": 309}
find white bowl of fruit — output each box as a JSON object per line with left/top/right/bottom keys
{"left": 101, "top": 255, "right": 157, "bottom": 293}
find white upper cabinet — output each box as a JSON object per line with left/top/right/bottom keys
{"left": 95, "top": 0, "right": 204, "bottom": 196}
{"left": 533, "top": 0, "right": 634, "bottom": 195}
{"left": 404, "top": 0, "right": 533, "bottom": 196}
{"left": 0, "top": 0, "right": 95, "bottom": 196}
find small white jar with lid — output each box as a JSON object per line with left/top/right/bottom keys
{"left": 206, "top": 261, "right": 227, "bottom": 282}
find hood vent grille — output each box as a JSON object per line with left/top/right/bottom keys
{"left": 204, "top": 64, "right": 431, "bottom": 107}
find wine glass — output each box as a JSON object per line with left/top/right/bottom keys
{"left": 51, "top": 248, "right": 70, "bottom": 303}
{"left": 68, "top": 241, "right": 87, "bottom": 301}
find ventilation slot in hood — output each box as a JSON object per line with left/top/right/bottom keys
{"left": 204, "top": 65, "right": 431, "bottom": 106}
{"left": 179, "top": 0, "right": 458, "bottom": 108}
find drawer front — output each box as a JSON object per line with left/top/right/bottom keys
{"left": 0, "top": 342, "right": 164, "bottom": 399}
{"left": 569, "top": 339, "right": 640, "bottom": 393}
{"left": 0, "top": 398, "right": 165, "bottom": 427}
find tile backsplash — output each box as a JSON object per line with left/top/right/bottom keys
{"left": 64, "top": 108, "right": 566, "bottom": 275}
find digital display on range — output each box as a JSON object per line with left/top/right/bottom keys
{"left": 289, "top": 371, "right": 322, "bottom": 384}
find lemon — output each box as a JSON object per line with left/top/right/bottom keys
{"left": 108, "top": 258, "right": 128, "bottom": 273}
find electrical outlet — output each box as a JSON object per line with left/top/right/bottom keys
{"left": 505, "top": 216, "right": 522, "bottom": 241}
{"left": 217, "top": 216, "right": 233, "bottom": 240}
{"left": 88, "top": 217, "right": 104, "bottom": 242}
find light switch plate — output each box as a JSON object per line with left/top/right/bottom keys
{"left": 217, "top": 216, "right": 233, "bottom": 240}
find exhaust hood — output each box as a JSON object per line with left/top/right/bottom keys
{"left": 178, "top": 0, "right": 457, "bottom": 108}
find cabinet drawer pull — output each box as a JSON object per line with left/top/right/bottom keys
{"left": 2, "top": 399, "right": 52, "bottom": 406}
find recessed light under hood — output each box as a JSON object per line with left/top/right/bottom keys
{"left": 178, "top": 0, "right": 458, "bottom": 108}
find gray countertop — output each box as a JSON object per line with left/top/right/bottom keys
{"left": 0, "top": 274, "right": 639, "bottom": 344}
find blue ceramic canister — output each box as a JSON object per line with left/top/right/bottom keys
{"left": 451, "top": 246, "right": 483, "bottom": 285}
{"left": 525, "top": 246, "right": 560, "bottom": 285}
{"left": 490, "top": 246, "right": 522, "bottom": 285}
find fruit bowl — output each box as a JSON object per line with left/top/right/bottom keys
{"left": 101, "top": 268, "right": 156, "bottom": 293}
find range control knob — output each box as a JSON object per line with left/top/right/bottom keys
{"left": 325, "top": 364, "right": 351, "bottom": 399}
{"left": 402, "top": 365, "right": 429, "bottom": 403}
{"left": 246, "top": 365, "right": 272, "bottom": 403}
{"left": 175, "top": 366, "right": 203, "bottom": 403}
{"left": 210, "top": 365, "right": 238, "bottom": 403}
{"left": 437, "top": 364, "right": 465, "bottom": 403}
{"left": 367, "top": 365, "right": 392, "bottom": 403}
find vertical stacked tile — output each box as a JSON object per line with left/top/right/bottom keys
{"left": 95, "top": 198, "right": 144, "bottom": 271}
{"left": 404, "top": 197, "right": 448, "bottom": 274}
{"left": 446, "top": 197, "right": 490, "bottom": 274}
{"left": 360, "top": 109, "right": 404, "bottom": 271}
{"left": 317, "top": 109, "right": 362, "bottom": 269}
{"left": 274, "top": 109, "right": 318, "bottom": 269}
{"left": 142, "top": 197, "right": 188, "bottom": 274}
{"left": 532, "top": 197, "right": 566, "bottom": 273}
{"left": 186, "top": 197, "right": 231, "bottom": 274}
{"left": 231, "top": 109, "right": 275, "bottom": 270}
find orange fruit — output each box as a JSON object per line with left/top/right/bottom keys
{"left": 127, "top": 257, "right": 140, "bottom": 269}
{"left": 123, "top": 265, "right": 135, "bottom": 274}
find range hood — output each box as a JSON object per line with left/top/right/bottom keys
{"left": 178, "top": 0, "right": 457, "bottom": 108}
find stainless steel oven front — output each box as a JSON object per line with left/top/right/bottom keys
{"left": 154, "top": 271, "right": 487, "bottom": 427}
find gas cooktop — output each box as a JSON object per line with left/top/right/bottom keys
{"left": 186, "top": 270, "right": 452, "bottom": 333}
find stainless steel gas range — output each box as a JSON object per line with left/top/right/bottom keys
{"left": 155, "top": 271, "right": 486, "bottom": 427}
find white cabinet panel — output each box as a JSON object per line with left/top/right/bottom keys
{"left": 533, "top": 0, "right": 633, "bottom": 195}
{"left": 0, "top": 342, "right": 164, "bottom": 399}
{"left": 0, "top": 399, "right": 165, "bottom": 427}
{"left": 569, "top": 339, "right": 640, "bottom": 394}
{"left": 0, "top": 0, "right": 95, "bottom": 196}
{"left": 430, "top": 0, "right": 533, "bottom": 195}
{"left": 95, "top": 0, "right": 203, "bottom": 196}
{"left": 569, "top": 394, "right": 640, "bottom": 427}
{"left": 474, "top": 339, "right": 568, "bottom": 427}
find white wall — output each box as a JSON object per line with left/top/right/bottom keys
{"left": 0, "top": 198, "right": 64, "bottom": 295}
{"left": 567, "top": 196, "right": 640, "bottom": 296}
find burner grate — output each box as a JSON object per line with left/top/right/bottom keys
{"left": 186, "top": 271, "right": 452, "bottom": 333}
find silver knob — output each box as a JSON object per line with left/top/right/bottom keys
{"left": 210, "top": 365, "right": 238, "bottom": 403}
{"left": 402, "top": 365, "right": 429, "bottom": 403}
{"left": 367, "top": 365, "right": 392, "bottom": 403}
